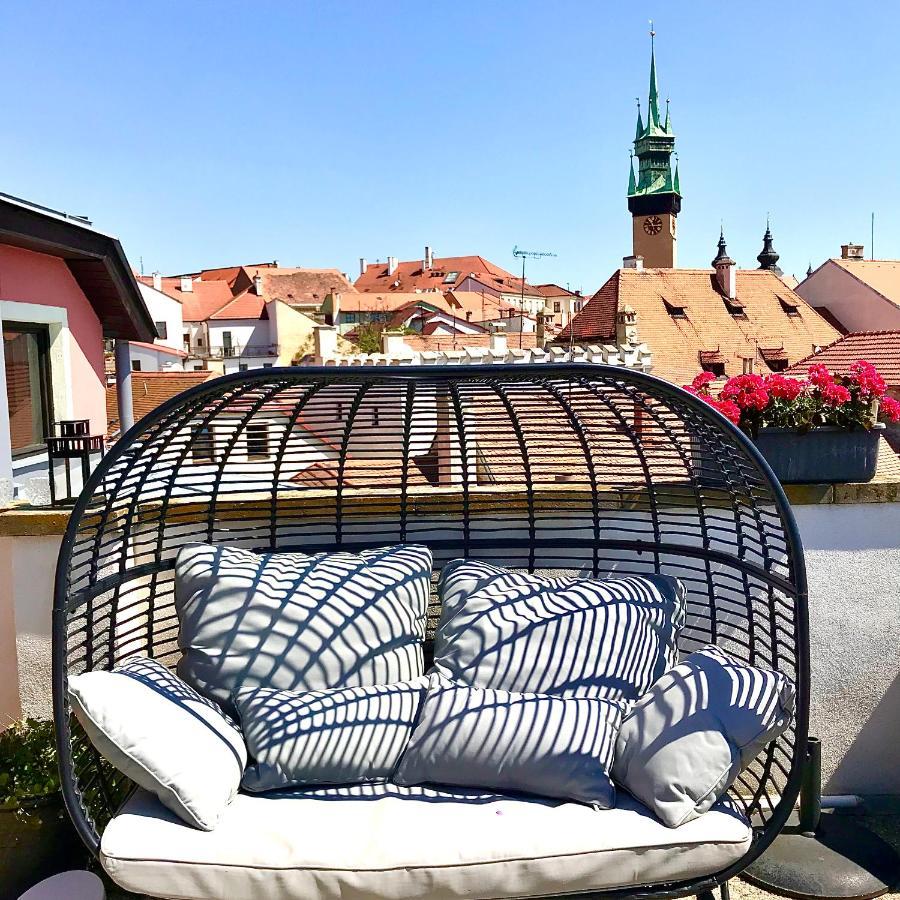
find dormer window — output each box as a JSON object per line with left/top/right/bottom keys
{"left": 699, "top": 349, "right": 725, "bottom": 376}
{"left": 779, "top": 296, "right": 801, "bottom": 317}
{"left": 724, "top": 297, "right": 746, "bottom": 317}
{"left": 442, "top": 271, "right": 459, "bottom": 283}
{"left": 760, "top": 347, "right": 789, "bottom": 372}
{"left": 664, "top": 299, "right": 687, "bottom": 319}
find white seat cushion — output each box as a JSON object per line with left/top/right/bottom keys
{"left": 101, "top": 784, "right": 752, "bottom": 900}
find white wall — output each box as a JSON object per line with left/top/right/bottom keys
{"left": 792, "top": 502, "right": 900, "bottom": 795}
{"left": 138, "top": 283, "right": 184, "bottom": 352}
{"left": 0, "top": 533, "right": 60, "bottom": 724}
{"left": 129, "top": 343, "right": 184, "bottom": 373}
{"left": 796, "top": 262, "right": 900, "bottom": 333}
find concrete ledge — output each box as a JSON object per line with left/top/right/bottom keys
{"left": 3, "top": 475, "right": 900, "bottom": 536}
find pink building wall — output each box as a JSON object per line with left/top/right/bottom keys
{"left": 0, "top": 245, "right": 107, "bottom": 435}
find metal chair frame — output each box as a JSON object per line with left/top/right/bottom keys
{"left": 52, "top": 364, "right": 809, "bottom": 900}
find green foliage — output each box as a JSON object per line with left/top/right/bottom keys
{"left": 0, "top": 719, "right": 60, "bottom": 809}
{"left": 355, "top": 324, "right": 383, "bottom": 354}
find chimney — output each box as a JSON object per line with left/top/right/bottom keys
{"left": 387, "top": 256, "right": 398, "bottom": 276}
{"left": 712, "top": 229, "right": 737, "bottom": 300}
{"left": 152, "top": 272, "right": 162, "bottom": 291}
{"left": 254, "top": 274, "right": 264, "bottom": 295}
{"left": 424, "top": 246, "right": 434, "bottom": 271}
{"left": 313, "top": 325, "right": 337, "bottom": 362}
{"left": 623, "top": 255, "right": 644, "bottom": 271}
{"left": 490, "top": 332, "right": 508, "bottom": 353}
{"left": 616, "top": 305, "right": 638, "bottom": 345}
{"left": 180, "top": 275, "right": 193, "bottom": 293}
{"left": 359, "top": 257, "right": 367, "bottom": 276}
{"left": 381, "top": 330, "right": 406, "bottom": 355}
{"left": 535, "top": 313, "right": 547, "bottom": 347}
{"left": 841, "top": 243, "right": 865, "bottom": 260}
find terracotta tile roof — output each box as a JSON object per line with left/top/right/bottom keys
{"left": 556, "top": 268, "right": 842, "bottom": 385}
{"left": 105, "top": 370, "right": 215, "bottom": 438}
{"left": 400, "top": 332, "right": 542, "bottom": 352}
{"left": 129, "top": 340, "right": 188, "bottom": 358}
{"left": 386, "top": 301, "right": 488, "bottom": 333}
{"left": 208, "top": 289, "right": 268, "bottom": 321}
{"left": 257, "top": 269, "right": 356, "bottom": 308}
{"left": 339, "top": 291, "right": 456, "bottom": 315}
{"left": 828, "top": 258, "right": 900, "bottom": 309}
{"left": 292, "top": 455, "right": 432, "bottom": 488}
{"left": 444, "top": 290, "right": 519, "bottom": 320}
{"left": 783, "top": 330, "right": 900, "bottom": 387}
{"left": 151, "top": 277, "right": 235, "bottom": 321}
{"left": 533, "top": 283, "right": 578, "bottom": 298}
{"left": 354, "top": 255, "right": 533, "bottom": 295}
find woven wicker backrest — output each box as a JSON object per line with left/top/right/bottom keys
{"left": 53, "top": 364, "right": 808, "bottom": 863}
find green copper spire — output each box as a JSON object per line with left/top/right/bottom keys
{"left": 647, "top": 27, "right": 660, "bottom": 129}
{"left": 628, "top": 153, "right": 636, "bottom": 194}
{"left": 673, "top": 158, "right": 680, "bottom": 194}
{"left": 628, "top": 28, "right": 681, "bottom": 207}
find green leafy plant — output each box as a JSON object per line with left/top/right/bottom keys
{"left": 0, "top": 719, "right": 60, "bottom": 811}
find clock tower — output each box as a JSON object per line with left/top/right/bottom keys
{"left": 627, "top": 30, "right": 681, "bottom": 268}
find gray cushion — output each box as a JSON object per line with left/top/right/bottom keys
{"left": 433, "top": 560, "right": 686, "bottom": 702}
{"left": 101, "top": 786, "right": 752, "bottom": 900}
{"left": 236, "top": 677, "right": 429, "bottom": 792}
{"left": 175, "top": 542, "right": 432, "bottom": 713}
{"left": 394, "top": 674, "right": 624, "bottom": 807}
{"left": 68, "top": 656, "right": 246, "bottom": 831}
{"left": 612, "top": 645, "right": 796, "bottom": 827}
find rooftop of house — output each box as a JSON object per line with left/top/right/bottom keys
{"left": 444, "top": 290, "right": 520, "bottom": 320}
{"left": 208, "top": 289, "right": 268, "bottom": 321}
{"left": 339, "top": 291, "right": 458, "bottom": 315}
{"left": 0, "top": 192, "right": 154, "bottom": 341}
{"left": 785, "top": 330, "right": 900, "bottom": 387}
{"left": 533, "top": 283, "right": 581, "bottom": 298}
{"left": 819, "top": 257, "right": 900, "bottom": 309}
{"left": 355, "top": 254, "right": 539, "bottom": 296}
{"left": 255, "top": 268, "right": 356, "bottom": 308}
{"left": 105, "top": 370, "right": 215, "bottom": 438}
{"left": 556, "top": 267, "right": 843, "bottom": 385}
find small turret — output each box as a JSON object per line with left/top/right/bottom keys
{"left": 712, "top": 228, "right": 737, "bottom": 300}
{"left": 757, "top": 221, "right": 783, "bottom": 275}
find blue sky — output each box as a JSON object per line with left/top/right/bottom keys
{"left": 1, "top": 1, "right": 895, "bottom": 292}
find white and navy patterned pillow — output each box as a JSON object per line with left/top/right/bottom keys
{"left": 175, "top": 542, "right": 432, "bottom": 714}
{"left": 433, "top": 560, "right": 686, "bottom": 702}
{"left": 612, "top": 645, "right": 796, "bottom": 827}
{"left": 395, "top": 673, "right": 625, "bottom": 808}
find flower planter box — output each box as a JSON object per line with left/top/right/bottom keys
{"left": 754, "top": 425, "right": 884, "bottom": 484}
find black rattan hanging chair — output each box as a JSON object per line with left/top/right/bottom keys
{"left": 53, "top": 363, "right": 809, "bottom": 900}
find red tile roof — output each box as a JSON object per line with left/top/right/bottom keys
{"left": 533, "top": 283, "right": 579, "bottom": 298}
{"left": 444, "top": 290, "right": 519, "bottom": 321}
{"left": 400, "top": 332, "right": 543, "bottom": 352}
{"left": 339, "top": 291, "right": 457, "bottom": 315}
{"left": 148, "top": 277, "right": 235, "bottom": 321}
{"left": 556, "top": 268, "right": 842, "bottom": 384}
{"left": 354, "top": 255, "right": 534, "bottom": 295}
{"left": 105, "top": 370, "right": 215, "bottom": 437}
{"left": 208, "top": 289, "right": 268, "bottom": 321}
{"left": 827, "top": 258, "right": 900, "bottom": 310}
{"left": 257, "top": 269, "right": 356, "bottom": 308}
{"left": 129, "top": 340, "right": 188, "bottom": 358}
{"left": 783, "top": 330, "right": 900, "bottom": 387}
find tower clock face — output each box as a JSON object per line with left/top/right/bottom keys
{"left": 643, "top": 215, "right": 663, "bottom": 236}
